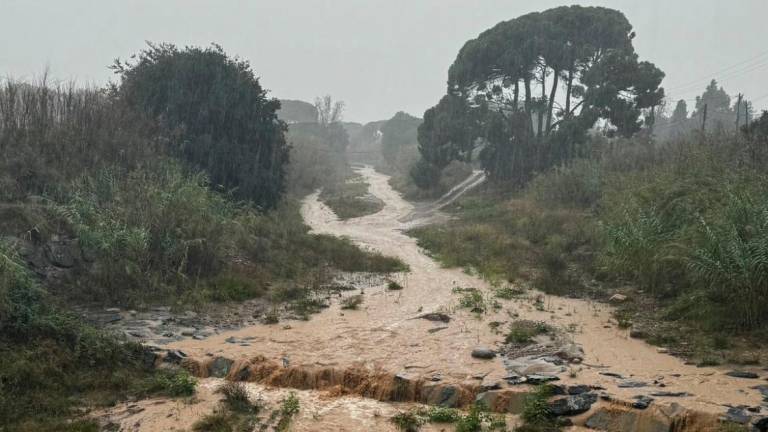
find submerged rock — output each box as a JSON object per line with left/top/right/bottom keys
{"left": 618, "top": 380, "right": 648, "bottom": 388}
{"left": 418, "top": 312, "right": 451, "bottom": 323}
{"left": 421, "top": 382, "right": 460, "bottom": 407}
{"left": 649, "top": 391, "right": 690, "bottom": 397}
{"left": 585, "top": 406, "right": 671, "bottom": 432}
{"left": 632, "top": 395, "right": 654, "bottom": 409}
{"left": 209, "top": 357, "right": 234, "bottom": 378}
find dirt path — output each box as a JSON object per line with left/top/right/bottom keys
{"left": 110, "top": 166, "right": 765, "bottom": 430}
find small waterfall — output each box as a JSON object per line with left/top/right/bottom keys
{"left": 399, "top": 170, "right": 486, "bottom": 227}
{"left": 431, "top": 170, "right": 486, "bottom": 210}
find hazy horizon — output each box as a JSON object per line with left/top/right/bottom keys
{"left": 2, "top": 0, "right": 767, "bottom": 123}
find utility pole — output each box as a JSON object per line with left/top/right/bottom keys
{"left": 701, "top": 103, "right": 708, "bottom": 132}
{"left": 746, "top": 102, "right": 750, "bottom": 128}
{"left": 735, "top": 93, "right": 742, "bottom": 128}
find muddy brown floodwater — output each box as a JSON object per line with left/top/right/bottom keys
{"left": 104, "top": 165, "right": 765, "bottom": 431}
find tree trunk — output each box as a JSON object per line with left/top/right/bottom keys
{"left": 513, "top": 81, "right": 519, "bottom": 110}
{"left": 524, "top": 76, "right": 533, "bottom": 135}
{"left": 565, "top": 68, "right": 574, "bottom": 119}
{"left": 537, "top": 66, "right": 545, "bottom": 139}
{"left": 546, "top": 69, "right": 559, "bottom": 134}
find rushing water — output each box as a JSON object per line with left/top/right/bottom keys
{"left": 103, "top": 166, "right": 764, "bottom": 431}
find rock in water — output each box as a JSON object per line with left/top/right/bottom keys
{"left": 526, "top": 374, "right": 560, "bottom": 384}
{"left": 164, "top": 350, "right": 187, "bottom": 364}
{"left": 471, "top": 347, "right": 496, "bottom": 359}
{"left": 726, "top": 370, "right": 759, "bottom": 379}
{"left": 632, "top": 395, "right": 654, "bottom": 409}
{"left": 618, "top": 380, "right": 648, "bottom": 388}
{"left": 724, "top": 407, "right": 752, "bottom": 424}
{"left": 418, "top": 312, "right": 451, "bottom": 323}
{"left": 548, "top": 392, "right": 598, "bottom": 416}
{"left": 553, "top": 384, "right": 593, "bottom": 395}
{"left": 649, "top": 391, "right": 690, "bottom": 397}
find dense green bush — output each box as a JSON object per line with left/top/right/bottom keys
{"left": 599, "top": 142, "right": 768, "bottom": 329}
{"left": 688, "top": 191, "right": 768, "bottom": 329}
{"left": 113, "top": 43, "right": 290, "bottom": 209}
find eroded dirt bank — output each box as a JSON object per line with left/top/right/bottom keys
{"left": 103, "top": 166, "right": 767, "bottom": 430}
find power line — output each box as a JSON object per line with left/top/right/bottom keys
{"left": 665, "top": 49, "right": 768, "bottom": 94}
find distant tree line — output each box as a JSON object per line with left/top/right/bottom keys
{"left": 657, "top": 79, "right": 756, "bottom": 139}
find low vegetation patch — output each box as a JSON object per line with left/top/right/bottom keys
{"left": 505, "top": 320, "right": 551, "bottom": 345}
{"left": 391, "top": 403, "right": 505, "bottom": 432}
{"left": 340, "top": 294, "right": 364, "bottom": 310}
{"left": 276, "top": 392, "right": 300, "bottom": 432}
{"left": 454, "top": 287, "right": 487, "bottom": 313}
{"left": 218, "top": 382, "right": 259, "bottom": 414}
{"left": 320, "top": 173, "right": 384, "bottom": 220}
{"left": 410, "top": 194, "right": 595, "bottom": 297}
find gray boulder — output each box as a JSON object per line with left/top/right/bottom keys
{"left": 548, "top": 392, "right": 597, "bottom": 416}
{"left": 471, "top": 347, "right": 496, "bottom": 359}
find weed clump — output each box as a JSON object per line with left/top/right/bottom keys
{"left": 218, "top": 382, "right": 259, "bottom": 414}
{"left": 391, "top": 411, "right": 424, "bottom": 431}
{"left": 454, "top": 287, "right": 486, "bottom": 313}
{"left": 518, "top": 385, "right": 561, "bottom": 431}
{"left": 340, "top": 294, "right": 364, "bottom": 310}
{"left": 275, "top": 392, "right": 300, "bottom": 431}
{"left": 505, "top": 321, "right": 550, "bottom": 345}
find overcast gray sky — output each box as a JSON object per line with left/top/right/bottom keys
{"left": 2, "top": 0, "right": 767, "bottom": 123}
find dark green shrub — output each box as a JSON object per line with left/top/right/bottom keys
{"left": 145, "top": 368, "right": 197, "bottom": 397}
{"left": 113, "top": 43, "right": 290, "bottom": 209}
